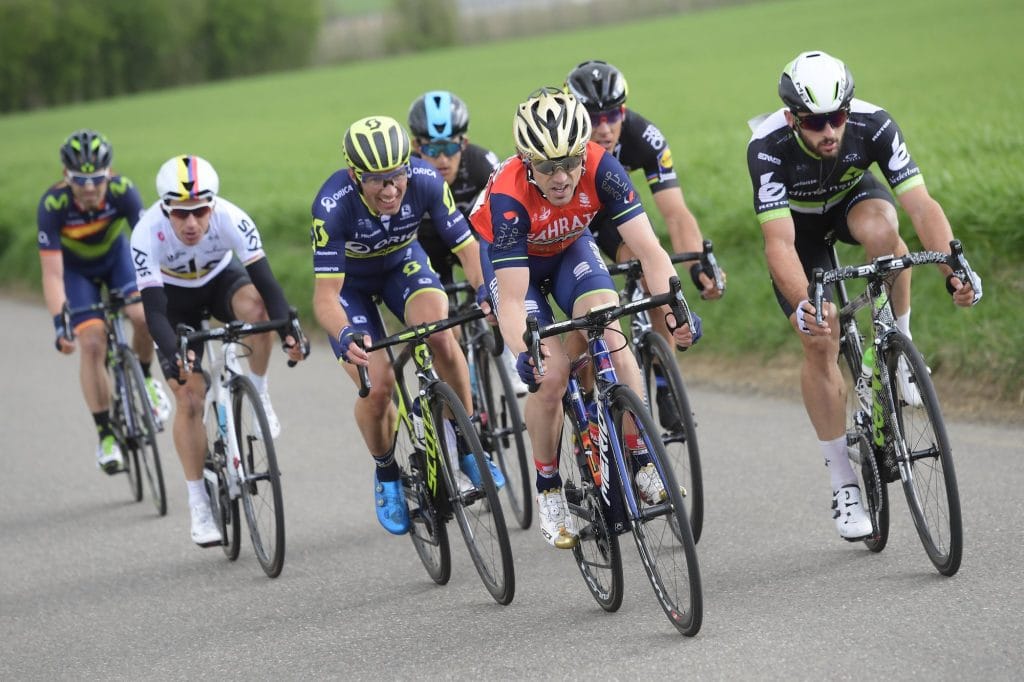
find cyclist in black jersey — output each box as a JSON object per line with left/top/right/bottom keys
{"left": 565, "top": 60, "right": 726, "bottom": 300}
{"left": 408, "top": 90, "right": 527, "bottom": 395}
{"left": 38, "top": 129, "right": 171, "bottom": 475}
{"left": 746, "top": 50, "right": 981, "bottom": 541}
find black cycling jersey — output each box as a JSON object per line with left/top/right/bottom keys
{"left": 414, "top": 141, "right": 498, "bottom": 282}
{"left": 746, "top": 99, "right": 924, "bottom": 224}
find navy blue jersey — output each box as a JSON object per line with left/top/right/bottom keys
{"left": 414, "top": 141, "right": 499, "bottom": 239}
{"left": 311, "top": 157, "right": 473, "bottom": 279}
{"left": 36, "top": 174, "right": 144, "bottom": 268}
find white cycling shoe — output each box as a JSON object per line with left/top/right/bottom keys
{"left": 190, "top": 502, "right": 223, "bottom": 547}
{"left": 895, "top": 356, "right": 924, "bottom": 408}
{"left": 537, "top": 488, "right": 578, "bottom": 549}
{"left": 146, "top": 376, "right": 172, "bottom": 425}
{"left": 832, "top": 484, "right": 873, "bottom": 540}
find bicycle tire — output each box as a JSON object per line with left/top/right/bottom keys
{"left": 121, "top": 350, "right": 167, "bottom": 516}
{"left": 837, "top": 350, "right": 889, "bottom": 552}
{"left": 205, "top": 401, "right": 240, "bottom": 560}
{"left": 636, "top": 332, "right": 704, "bottom": 543}
{"left": 109, "top": 359, "right": 143, "bottom": 502}
{"left": 883, "top": 332, "right": 962, "bottom": 576}
{"left": 474, "top": 342, "right": 531, "bottom": 529}
{"left": 431, "top": 381, "right": 515, "bottom": 605}
{"left": 558, "top": 398, "right": 623, "bottom": 612}
{"left": 393, "top": 386, "right": 452, "bottom": 585}
{"left": 610, "top": 385, "right": 703, "bottom": 636}
{"left": 231, "top": 376, "right": 285, "bottom": 578}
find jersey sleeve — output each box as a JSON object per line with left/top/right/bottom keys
{"left": 108, "top": 175, "right": 145, "bottom": 228}
{"left": 628, "top": 114, "right": 681, "bottom": 193}
{"left": 864, "top": 108, "right": 925, "bottom": 196}
{"left": 215, "top": 199, "right": 266, "bottom": 265}
{"left": 129, "top": 218, "right": 163, "bottom": 291}
{"left": 311, "top": 180, "right": 350, "bottom": 279}
{"left": 592, "top": 151, "right": 646, "bottom": 227}
{"left": 36, "top": 187, "right": 66, "bottom": 252}
{"left": 486, "top": 193, "right": 531, "bottom": 269}
{"left": 428, "top": 177, "right": 475, "bottom": 255}
{"left": 746, "top": 138, "right": 791, "bottom": 223}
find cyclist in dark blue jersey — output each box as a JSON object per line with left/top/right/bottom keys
{"left": 37, "top": 129, "right": 170, "bottom": 475}
{"left": 746, "top": 50, "right": 981, "bottom": 541}
{"left": 311, "top": 115, "right": 497, "bottom": 536}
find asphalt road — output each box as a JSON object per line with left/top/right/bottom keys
{"left": 2, "top": 296, "right": 1021, "bottom": 680}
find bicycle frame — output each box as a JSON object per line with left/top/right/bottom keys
{"left": 200, "top": 321, "right": 248, "bottom": 500}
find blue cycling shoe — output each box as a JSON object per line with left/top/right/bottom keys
{"left": 373, "top": 471, "right": 409, "bottom": 535}
{"left": 460, "top": 453, "right": 506, "bottom": 490}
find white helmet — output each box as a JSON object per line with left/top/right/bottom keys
{"left": 778, "top": 51, "right": 855, "bottom": 114}
{"left": 156, "top": 154, "right": 219, "bottom": 205}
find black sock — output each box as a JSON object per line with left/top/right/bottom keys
{"left": 140, "top": 361, "right": 152, "bottom": 378}
{"left": 92, "top": 411, "right": 113, "bottom": 440}
{"left": 536, "top": 471, "right": 562, "bottom": 493}
{"left": 373, "top": 448, "right": 400, "bottom": 482}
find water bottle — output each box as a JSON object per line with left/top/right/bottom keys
{"left": 586, "top": 401, "right": 602, "bottom": 486}
{"left": 412, "top": 396, "right": 424, "bottom": 441}
{"left": 856, "top": 346, "right": 874, "bottom": 413}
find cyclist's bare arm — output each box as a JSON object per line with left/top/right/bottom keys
{"left": 452, "top": 238, "right": 485, "bottom": 290}
{"left": 494, "top": 266, "right": 530, "bottom": 356}
{"left": 652, "top": 189, "right": 726, "bottom": 300}
{"left": 897, "top": 185, "right": 977, "bottom": 304}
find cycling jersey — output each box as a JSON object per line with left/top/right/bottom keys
{"left": 311, "top": 156, "right": 473, "bottom": 279}
{"left": 746, "top": 99, "right": 924, "bottom": 224}
{"left": 36, "top": 174, "right": 143, "bottom": 267}
{"left": 470, "top": 141, "right": 645, "bottom": 266}
{"left": 606, "top": 109, "right": 680, "bottom": 195}
{"left": 413, "top": 142, "right": 498, "bottom": 282}
{"left": 130, "top": 197, "right": 266, "bottom": 290}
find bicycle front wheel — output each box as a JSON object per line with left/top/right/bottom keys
{"left": 232, "top": 376, "right": 285, "bottom": 578}
{"left": 392, "top": 385, "right": 451, "bottom": 585}
{"left": 475, "top": 343, "right": 531, "bottom": 529}
{"left": 121, "top": 350, "right": 167, "bottom": 516}
{"left": 883, "top": 333, "right": 962, "bottom": 576}
{"left": 611, "top": 385, "right": 703, "bottom": 636}
{"left": 205, "top": 396, "right": 240, "bottom": 559}
{"left": 433, "top": 382, "right": 515, "bottom": 605}
{"left": 637, "top": 332, "right": 703, "bottom": 542}
{"left": 558, "top": 399, "right": 622, "bottom": 612}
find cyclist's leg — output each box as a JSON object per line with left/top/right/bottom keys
{"left": 842, "top": 175, "right": 908, "bottom": 318}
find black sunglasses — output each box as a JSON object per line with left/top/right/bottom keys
{"left": 796, "top": 109, "right": 849, "bottom": 132}
{"left": 532, "top": 154, "right": 584, "bottom": 175}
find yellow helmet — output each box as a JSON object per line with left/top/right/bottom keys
{"left": 513, "top": 87, "right": 591, "bottom": 163}
{"left": 343, "top": 116, "right": 411, "bottom": 175}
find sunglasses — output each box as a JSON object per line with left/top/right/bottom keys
{"left": 419, "top": 139, "right": 463, "bottom": 158}
{"left": 359, "top": 165, "right": 409, "bottom": 187}
{"left": 796, "top": 109, "right": 849, "bottom": 132}
{"left": 67, "top": 170, "right": 109, "bottom": 186}
{"left": 532, "top": 154, "right": 584, "bottom": 176}
{"left": 589, "top": 107, "right": 624, "bottom": 126}
{"left": 165, "top": 204, "right": 213, "bottom": 219}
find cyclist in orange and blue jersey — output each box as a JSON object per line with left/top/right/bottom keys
{"left": 312, "top": 116, "right": 501, "bottom": 537}
{"left": 470, "top": 88, "right": 702, "bottom": 549}
{"left": 37, "top": 129, "right": 170, "bottom": 475}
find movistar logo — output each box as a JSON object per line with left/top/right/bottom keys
{"left": 44, "top": 194, "right": 69, "bottom": 212}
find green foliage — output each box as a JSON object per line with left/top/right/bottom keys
{"left": 0, "top": 0, "right": 320, "bottom": 112}
{"left": 1, "top": 0, "right": 1021, "bottom": 398}
{"left": 385, "top": 0, "right": 458, "bottom": 53}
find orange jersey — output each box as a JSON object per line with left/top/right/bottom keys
{"left": 470, "top": 141, "right": 644, "bottom": 267}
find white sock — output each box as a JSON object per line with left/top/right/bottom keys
{"left": 249, "top": 372, "right": 268, "bottom": 395}
{"left": 186, "top": 478, "right": 209, "bottom": 507}
{"left": 820, "top": 436, "right": 857, "bottom": 491}
{"left": 895, "top": 309, "right": 911, "bottom": 339}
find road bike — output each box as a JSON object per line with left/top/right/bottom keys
{"left": 176, "top": 310, "right": 307, "bottom": 578}
{"left": 809, "top": 238, "right": 980, "bottom": 576}
{"left": 607, "top": 240, "right": 724, "bottom": 543}
{"left": 63, "top": 290, "right": 166, "bottom": 515}
{"left": 525, "top": 275, "right": 702, "bottom": 636}
{"left": 442, "top": 280, "right": 531, "bottom": 530}
{"left": 357, "top": 305, "right": 515, "bottom": 605}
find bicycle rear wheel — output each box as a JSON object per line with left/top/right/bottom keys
{"left": 883, "top": 333, "right": 962, "bottom": 576}
{"left": 837, "top": 349, "right": 889, "bottom": 551}
{"left": 392, "top": 388, "right": 452, "bottom": 585}
{"left": 432, "top": 382, "right": 515, "bottom": 605}
{"left": 121, "top": 350, "right": 167, "bottom": 516}
{"left": 611, "top": 385, "right": 702, "bottom": 636}
{"left": 205, "top": 402, "right": 240, "bottom": 560}
{"left": 637, "top": 332, "right": 704, "bottom": 543}
{"left": 475, "top": 341, "right": 531, "bottom": 529}
{"left": 232, "top": 376, "right": 285, "bottom": 578}
{"left": 558, "top": 398, "right": 622, "bottom": 612}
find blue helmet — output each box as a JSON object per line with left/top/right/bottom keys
{"left": 408, "top": 91, "right": 470, "bottom": 140}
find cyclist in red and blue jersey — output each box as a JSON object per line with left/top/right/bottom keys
{"left": 470, "top": 88, "right": 701, "bottom": 549}
{"left": 37, "top": 129, "right": 170, "bottom": 475}
{"left": 746, "top": 51, "right": 981, "bottom": 541}
{"left": 312, "top": 115, "right": 500, "bottom": 536}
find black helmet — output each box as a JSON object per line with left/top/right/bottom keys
{"left": 778, "top": 51, "right": 855, "bottom": 114}
{"left": 60, "top": 129, "right": 113, "bottom": 173}
{"left": 408, "top": 90, "right": 470, "bottom": 140}
{"left": 565, "top": 60, "right": 628, "bottom": 112}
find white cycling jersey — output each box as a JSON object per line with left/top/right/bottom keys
{"left": 130, "top": 197, "right": 266, "bottom": 290}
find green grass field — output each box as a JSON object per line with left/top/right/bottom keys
{"left": 1, "top": 0, "right": 1021, "bottom": 399}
